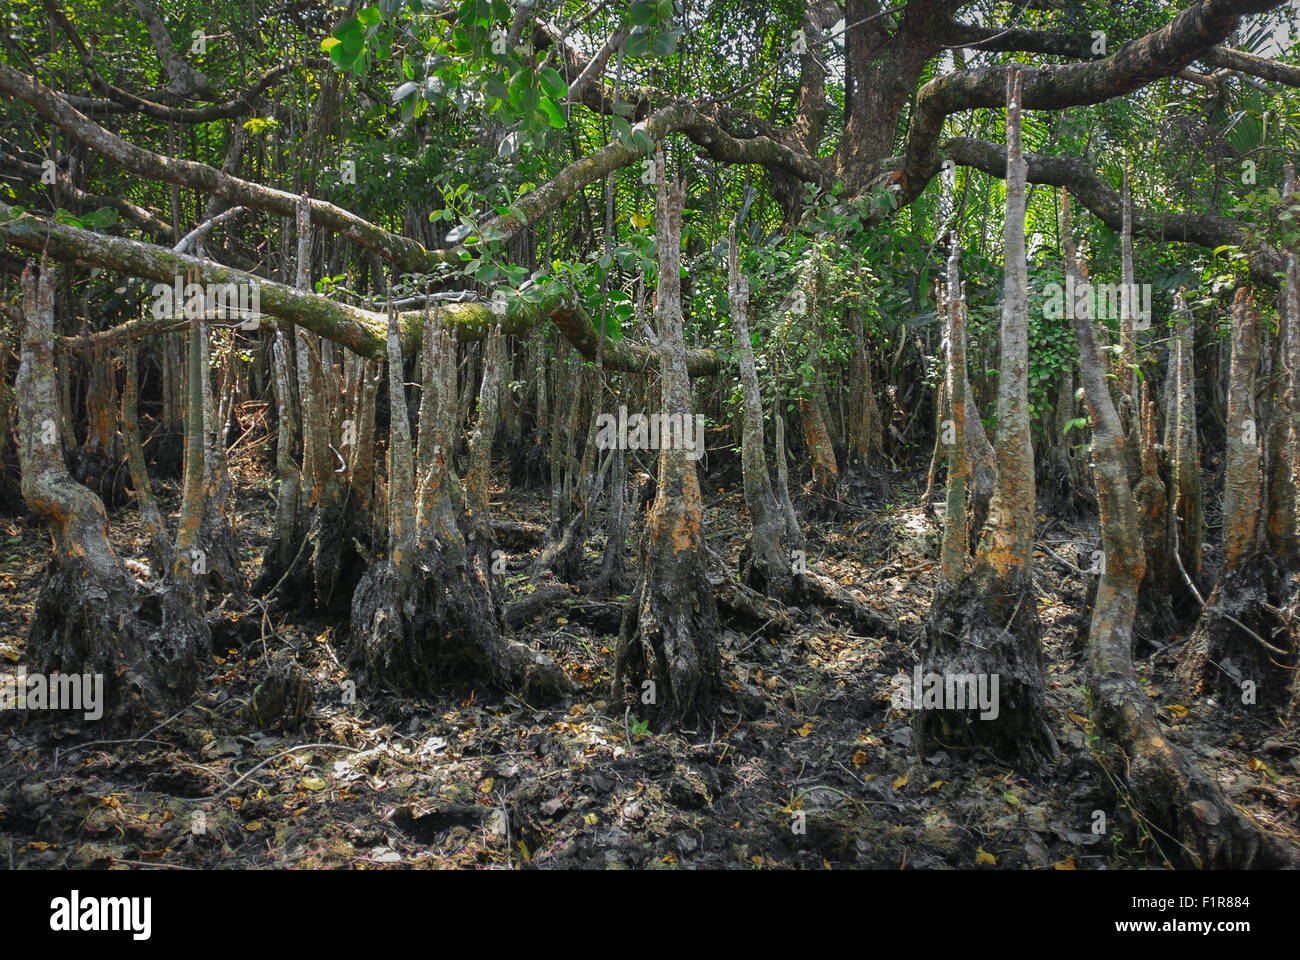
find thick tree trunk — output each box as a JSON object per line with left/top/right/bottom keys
{"left": 614, "top": 150, "right": 721, "bottom": 725}
{"left": 259, "top": 199, "right": 367, "bottom": 611}
{"left": 799, "top": 382, "right": 840, "bottom": 509}
{"left": 194, "top": 268, "right": 243, "bottom": 601}
{"left": 347, "top": 303, "right": 574, "bottom": 702}
{"left": 729, "top": 222, "right": 796, "bottom": 599}
{"left": 1179, "top": 169, "right": 1300, "bottom": 711}
{"left": 171, "top": 306, "right": 207, "bottom": 602}
{"left": 1131, "top": 382, "right": 1181, "bottom": 638}
{"left": 18, "top": 261, "right": 208, "bottom": 727}
{"left": 1061, "top": 190, "right": 1177, "bottom": 642}
{"left": 1167, "top": 290, "right": 1205, "bottom": 585}
{"left": 75, "top": 335, "right": 123, "bottom": 504}
{"left": 258, "top": 322, "right": 303, "bottom": 582}
{"left": 846, "top": 308, "right": 883, "bottom": 468}
{"left": 1283, "top": 166, "right": 1300, "bottom": 718}
{"left": 0, "top": 321, "right": 16, "bottom": 513}
{"left": 592, "top": 443, "right": 628, "bottom": 592}
{"left": 1221, "top": 289, "right": 1264, "bottom": 573}
{"left": 465, "top": 324, "right": 505, "bottom": 522}
{"left": 938, "top": 236, "right": 970, "bottom": 582}
{"left": 1267, "top": 164, "right": 1300, "bottom": 568}
{"left": 917, "top": 73, "right": 1052, "bottom": 763}
{"left": 533, "top": 346, "right": 588, "bottom": 582}
{"left": 1069, "top": 239, "right": 1291, "bottom": 869}
{"left": 1175, "top": 288, "right": 1289, "bottom": 702}
{"left": 773, "top": 403, "right": 803, "bottom": 549}
{"left": 345, "top": 353, "right": 381, "bottom": 514}
{"left": 121, "top": 343, "right": 172, "bottom": 573}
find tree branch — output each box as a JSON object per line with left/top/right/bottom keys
{"left": 943, "top": 136, "right": 1283, "bottom": 283}
{"left": 937, "top": 22, "right": 1093, "bottom": 57}
{"left": 1202, "top": 44, "right": 1300, "bottom": 86}
{"left": 0, "top": 62, "right": 450, "bottom": 274}
{"left": 902, "top": 0, "right": 1289, "bottom": 193}
{"left": 0, "top": 148, "right": 172, "bottom": 236}
{"left": 129, "top": 0, "right": 212, "bottom": 97}
{"left": 0, "top": 202, "right": 719, "bottom": 375}
{"left": 0, "top": 62, "right": 821, "bottom": 283}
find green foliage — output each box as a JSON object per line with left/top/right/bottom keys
{"left": 53, "top": 207, "right": 119, "bottom": 231}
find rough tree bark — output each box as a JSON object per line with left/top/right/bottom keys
{"left": 799, "top": 344, "right": 841, "bottom": 513}
{"left": 1166, "top": 289, "right": 1205, "bottom": 585}
{"left": 916, "top": 72, "right": 1053, "bottom": 763}
{"left": 259, "top": 199, "right": 369, "bottom": 611}
{"left": 1266, "top": 164, "right": 1300, "bottom": 568}
{"left": 846, "top": 308, "right": 883, "bottom": 473}
{"left": 347, "top": 302, "right": 575, "bottom": 701}
{"left": 1175, "top": 288, "right": 1291, "bottom": 702}
{"left": 170, "top": 293, "right": 208, "bottom": 602}
{"left": 1220, "top": 291, "right": 1264, "bottom": 573}
{"left": 18, "top": 260, "right": 209, "bottom": 726}
{"left": 729, "top": 221, "right": 797, "bottom": 600}
{"left": 614, "top": 149, "right": 721, "bottom": 725}
{"left": 1069, "top": 234, "right": 1292, "bottom": 868}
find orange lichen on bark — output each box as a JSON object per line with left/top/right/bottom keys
{"left": 800, "top": 398, "right": 839, "bottom": 486}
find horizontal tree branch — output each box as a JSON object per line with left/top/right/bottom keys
{"left": 43, "top": 0, "right": 290, "bottom": 121}
{"left": 0, "top": 202, "right": 720, "bottom": 375}
{"left": 937, "top": 23, "right": 1094, "bottom": 57}
{"left": 943, "top": 136, "right": 1283, "bottom": 283}
{"left": 0, "top": 62, "right": 451, "bottom": 275}
{"left": 0, "top": 149, "right": 172, "bottom": 236}
{"left": 62, "top": 65, "right": 292, "bottom": 123}
{"left": 477, "top": 100, "right": 827, "bottom": 242}
{"left": 902, "top": 0, "right": 1288, "bottom": 195}
{"left": 1202, "top": 44, "right": 1300, "bottom": 86}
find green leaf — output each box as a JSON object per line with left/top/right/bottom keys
{"left": 539, "top": 68, "right": 567, "bottom": 100}
{"left": 334, "top": 17, "right": 364, "bottom": 50}
{"left": 625, "top": 26, "right": 651, "bottom": 57}
{"left": 653, "top": 25, "right": 682, "bottom": 56}
{"left": 82, "top": 207, "right": 119, "bottom": 229}
{"left": 356, "top": 5, "right": 382, "bottom": 27}
{"left": 611, "top": 115, "right": 633, "bottom": 147}
{"left": 508, "top": 68, "right": 532, "bottom": 108}
{"left": 539, "top": 96, "right": 566, "bottom": 129}
{"left": 484, "top": 75, "right": 508, "bottom": 102}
